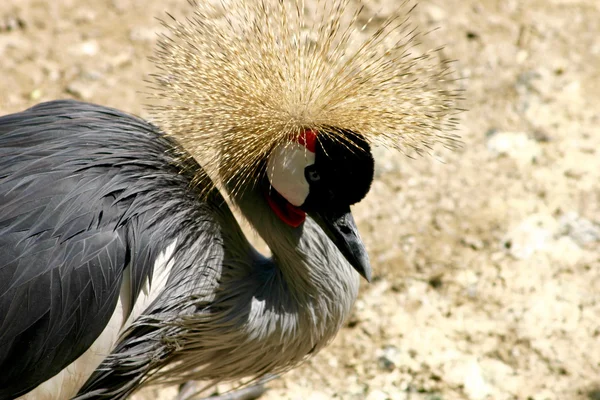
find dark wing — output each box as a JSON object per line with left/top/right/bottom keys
{"left": 0, "top": 100, "right": 168, "bottom": 398}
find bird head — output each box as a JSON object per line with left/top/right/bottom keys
{"left": 265, "top": 128, "right": 374, "bottom": 280}
{"left": 147, "top": 0, "right": 462, "bottom": 281}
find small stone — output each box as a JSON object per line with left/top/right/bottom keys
{"left": 366, "top": 389, "right": 389, "bottom": 400}
{"left": 306, "top": 392, "right": 330, "bottom": 400}
{"left": 461, "top": 235, "right": 484, "bottom": 250}
{"left": 82, "top": 70, "right": 105, "bottom": 81}
{"left": 377, "top": 345, "right": 401, "bottom": 372}
{"left": 466, "top": 283, "right": 478, "bottom": 298}
{"left": 516, "top": 49, "right": 528, "bottom": 64}
{"left": 463, "top": 359, "right": 489, "bottom": 400}
{"left": 109, "top": 49, "right": 134, "bottom": 69}
{"left": 547, "top": 236, "right": 583, "bottom": 266}
{"left": 486, "top": 131, "right": 541, "bottom": 163}
{"left": 41, "top": 61, "right": 61, "bottom": 82}
{"left": 501, "top": 214, "right": 557, "bottom": 259}
{"left": 557, "top": 212, "right": 600, "bottom": 247}
{"left": 0, "top": 14, "right": 26, "bottom": 32}
{"left": 425, "top": 5, "right": 447, "bottom": 23}
{"left": 479, "top": 358, "right": 517, "bottom": 396}
{"left": 66, "top": 81, "right": 96, "bottom": 100}
{"left": 327, "top": 357, "right": 339, "bottom": 369}
{"left": 30, "top": 89, "right": 42, "bottom": 100}
{"left": 73, "top": 8, "right": 97, "bottom": 24}
{"left": 70, "top": 40, "right": 99, "bottom": 57}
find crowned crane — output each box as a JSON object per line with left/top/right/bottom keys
{"left": 0, "top": 0, "right": 460, "bottom": 399}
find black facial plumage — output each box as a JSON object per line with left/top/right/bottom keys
{"left": 301, "top": 130, "right": 374, "bottom": 212}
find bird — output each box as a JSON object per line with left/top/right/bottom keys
{"left": 0, "top": 0, "right": 460, "bottom": 399}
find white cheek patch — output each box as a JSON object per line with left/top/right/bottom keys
{"left": 267, "top": 142, "right": 315, "bottom": 206}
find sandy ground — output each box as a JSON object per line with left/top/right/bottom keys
{"left": 1, "top": 0, "right": 599, "bottom": 399}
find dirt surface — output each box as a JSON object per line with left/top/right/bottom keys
{"left": 1, "top": 0, "right": 599, "bottom": 399}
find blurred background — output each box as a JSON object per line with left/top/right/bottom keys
{"left": 1, "top": 0, "right": 598, "bottom": 399}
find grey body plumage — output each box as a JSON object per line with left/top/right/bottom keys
{"left": 0, "top": 99, "right": 220, "bottom": 398}
{"left": 0, "top": 100, "right": 359, "bottom": 399}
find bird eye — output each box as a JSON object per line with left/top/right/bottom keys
{"left": 307, "top": 168, "right": 320, "bottom": 182}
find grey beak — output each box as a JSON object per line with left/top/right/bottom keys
{"left": 309, "top": 206, "right": 372, "bottom": 282}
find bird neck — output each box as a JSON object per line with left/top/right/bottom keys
{"left": 233, "top": 186, "right": 360, "bottom": 333}
{"left": 120, "top": 184, "right": 362, "bottom": 386}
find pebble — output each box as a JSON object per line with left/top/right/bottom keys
{"left": 461, "top": 235, "right": 484, "bottom": 250}
{"left": 443, "top": 358, "right": 489, "bottom": 400}
{"left": 29, "top": 89, "right": 42, "bottom": 100}
{"left": 0, "top": 14, "right": 26, "bottom": 32}
{"left": 108, "top": 49, "right": 134, "bottom": 69}
{"left": 463, "top": 359, "right": 489, "bottom": 400}
{"left": 502, "top": 214, "right": 556, "bottom": 259}
{"left": 501, "top": 211, "right": 595, "bottom": 261}
{"left": 73, "top": 8, "right": 97, "bottom": 24}
{"left": 377, "top": 345, "right": 401, "bottom": 371}
{"left": 557, "top": 212, "right": 600, "bottom": 247}
{"left": 69, "top": 40, "right": 99, "bottom": 57}
{"left": 366, "top": 389, "right": 389, "bottom": 400}
{"left": 66, "top": 80, "right": 96, "bottom": 100}
{"left": 486, "top": 131, "right": 541, "bottom": 163}
{"left": 478, "top": 358, "right": 517, "bottom": 396}
{"left": 305, "top": 392, "right": 330, "bottom": 400}
{"left": 40, "top": 60, "right": 61, "bottom": 82}
{"left": 425, "top": 5, "right": 447, "bottom": 23}
{"left": 546, "top": 236, "right": 583, "bottom": 266}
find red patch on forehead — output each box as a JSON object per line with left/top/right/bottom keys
{"left": 296, "top": 129, "right": 317, "bottom": 153}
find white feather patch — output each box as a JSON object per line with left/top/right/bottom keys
{"left": 267, "top": 142, "right": 315, "bottom": 206}
{"left": 18, "top": 240, "right": 178, "bottom": 400}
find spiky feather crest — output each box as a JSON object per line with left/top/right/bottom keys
{"left": 148, "top": 0, "right": 461, "bottom": 194}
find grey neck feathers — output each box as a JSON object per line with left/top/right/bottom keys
{"left": 237, "top": 187, "right": 359, "bottom": 301}
{"left": 127, "top": 186, "right": 360, "bottom": 388}
{"left": 226, "top": 186, "right": 360, "bottom": 368}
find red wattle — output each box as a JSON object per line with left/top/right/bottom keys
{"left": 264, "top": 188, "right": 306, "bottom": 228}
